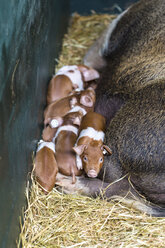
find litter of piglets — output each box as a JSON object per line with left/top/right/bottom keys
{"left": 34, "top": 63, "right": 112, "bottom": 190}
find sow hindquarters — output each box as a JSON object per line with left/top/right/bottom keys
{"left": 56, "top": 81, "right": 165, "bottom": 216}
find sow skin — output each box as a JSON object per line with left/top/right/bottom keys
{"left": 56, "top": 0, "right": 165, "bottom": 216}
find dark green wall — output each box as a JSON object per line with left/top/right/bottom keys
{"left": 0, "top": 0, "right": 141, "bottom": 247}
{"left": 70, "top": 0, "right": 138, "bottom": 14}
{"left": 0, "top": 1, "right": 69, "bottom": 247}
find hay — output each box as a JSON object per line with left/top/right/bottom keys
{"left": 55, "top": 13, "right": 116, "bottom": 70}
{"left": 18, "top": 13, "right": 165, "bottom": 248}
{"left": 18, "top": 175, "right": 165, "bottom": 248}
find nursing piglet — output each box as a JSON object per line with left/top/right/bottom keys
{"left": 54, "top": 111, "right": 84, "bottom": 183}
{"left": 34, "top": 140, "right": 58, "bottom": 193}
{"left": 47, "top": 64, "right": 99, "bottom": 104}
{"left": 73, "top": 112, "right": 112, "bottom": 178}
{"left": 42, "top": 88, "right": 96, "bottom": 141}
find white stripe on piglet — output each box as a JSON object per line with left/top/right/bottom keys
{"left": 37, "top": 140, "right": 55, "bottom": 153}
{"left": 69, "top": 106, "right": 87, "bottom": 116}
{"left": 76, "top": 154, "right": 83, "bottom": 170}
{"left": 77, "top": 127, "right": 105, "bottom": 143}
{"left": 52, "top": 125, "right": 78, "bottom": 143}
{"left": 56, "top": 65, "right": 84, "bottom": 91}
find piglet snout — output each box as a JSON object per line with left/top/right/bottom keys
{"left": 87, "top": 169, "right": 98, "bottom": 178}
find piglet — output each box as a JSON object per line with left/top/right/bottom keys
{"left": 47, "top": 64, "right": 99, "bottom": 104}
{"left": 73, "top": 112, "right": 112, "bottom": 178}
{"left": 34, "top": 140, "right": 58, "bottom": 193}
{"left": 54, "top": 111, "right": 84, "bottom": 183}
{"left": 42, "top": 88, "right": 96, "bottom": 142}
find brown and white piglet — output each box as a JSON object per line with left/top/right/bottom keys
{"left": 53, "top": 111, "right": 84, "bottom": 183}
{"left": 44, "top": 88, "right": 96, "bottom": 127}
{"left": 73, "top": 112, "right": 112, "bottom": 178}
{"left": 42, "top": 88, "right": 96, "bottom": 142}
{"left": 34, "top": 140, "right": 58, "bottom": 193}
{"left": 43, "top": 95, "right": 76, "bottom": 141}
{"left": 47, "top": 64, "right": 99, "bottom": 104}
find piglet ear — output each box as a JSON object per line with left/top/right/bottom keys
{"left": 73, "top": 116, "right": 81, "bottom": 126}
{"left": 102, "top": 145, "right": 112, "bottom": 155}
{"left": 72, "top": 144, "right": 86, "bottom": 155}
{"left": 77, "top": 65, "right": 100, "bottom": 82}
{"left": 80, "top": 95, "right": 94, "bottom": 107}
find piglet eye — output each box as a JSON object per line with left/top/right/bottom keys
{"left": 83, "top": 155, "right": 88, "bottom": 162}
{"left": 99, "top": 157, "right": 103, "bottom": 163}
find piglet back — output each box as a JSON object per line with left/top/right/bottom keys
{"left": 79, "top": 112, "right": 106, "bottom": 133}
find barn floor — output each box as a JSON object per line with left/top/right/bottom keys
{"left": 18, "top": 13, "right": 165, "bottom": 248}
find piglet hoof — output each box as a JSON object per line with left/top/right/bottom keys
{"left": 50, "top": 117, "right": 63, "bottom": 128}
{"left": 55, "top": 173, "right": 86, "bottom": 195}
{"left": 50, "top": 119, "right": 59, "bottom": 128}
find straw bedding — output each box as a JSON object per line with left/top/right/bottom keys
{"left": 18, "top": 13, "right": 165, "bottom": 248}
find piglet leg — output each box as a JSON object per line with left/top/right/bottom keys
{"left": 71, "top": 167, "right": 76, "bottom": 184}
